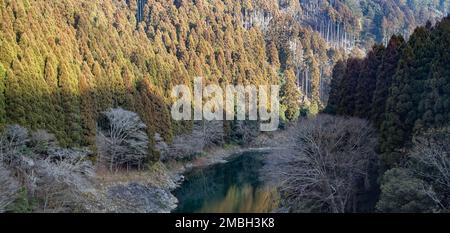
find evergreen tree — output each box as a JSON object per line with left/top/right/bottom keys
{"left": 5, "top": 61, "right": 27, "bottom": 126}
{"left": 79, "top": 64, "right": 97, "bottom": 147}
{"left": 281, "top": 69, "right": 301, "bottom": 121}
{"left": 324, "top": 60, "right": 346, "bottom": 115}
{"left": 337, "top": 58, "right": 363, "bottom": 116}
{"left": 355, "top": 44, "right": 385, "bottom": 119}
{"left": 0, "top": 64, "right": 6, "bottom": 126}
{"left": 57, "top": 62, "right": 82, "bottom": 146}
{"left": 310, "top": 56, "right": 322, "bottom": 113}
{"left": 417, "top": 16, "right": 450, "bottom": 131}
{"left": 371, "top": 35, "right": 405, "bottom": 129}
{"left": 381, "top": 27, "right": 433, "bottom": 157}
{"left": 268, "top": 41, "right": 281, "bottom": 70}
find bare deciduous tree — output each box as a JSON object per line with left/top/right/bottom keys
{"left": 154, "top": 133, "right": 169, "bottom": 161}
{"left": 0, "top": 125, "right": 96, "bottom": 212}
{"left": 196, "top": 120, "right": 224, "bottom": 149}
{"left": 232, "top": 120, "right": 259, "bottom": 145}
{"left": 96, "top": 108, "right": 149, "bottom": 172}
{"left": 29, "top": 129, "right": 58, "bottom": 154}
{"left": 0, "top": 163, "right": 19, "bottom": 213}
{"left": 409, "top": 127, "right": 450, "bottom": 210}
{"left": 35, "top": 148, "right": 94, "bottom": 212}
{"left": 168, "top": 134, "right": 204, "bottom": 160}
{"left": 167, "top": 120, "right": 224, "bottom": 160}
{"left": 265, "top": 115, "right": 377, "bottom": 213}
{"left": 0, "top": 124, "right": 29, "bottom": 166}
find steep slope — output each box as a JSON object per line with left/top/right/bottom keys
{"left": 237, "top": 0, "right": 448, "bottom": 106}
{"left": 326, "top": 14, "right": 450, "bottom": 167}
{"left": 0, "top": 0, "right": 280, "bottom": 149}
{"left": 1, "top": 0, "right": 447, "bottom": 151}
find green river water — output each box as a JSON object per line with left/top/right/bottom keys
{"left": 172, "top": 151, "right": 279, "bottom": 213}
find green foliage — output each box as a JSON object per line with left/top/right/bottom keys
{"left": 0, "top": 0, "right": 280, "bottom": 154}
{"left": 1, "top": 0, "right": 448, "bottom": 167}
{"left": 0, "top": 64, "right": 5, "bottom": 126}
{"left": 7, "top": 188, "right": 35, "bottom": 213}
{"left": 354, "top": 44, "right": 385, "bottom": 118}
{"left": 377, "top": 168, "right": 435, "bottom": 213}
{"left": 327, "top": 15, "right": 450, "bottom": 168}
{"left": 267, "top": 41, "right": 280, "bottom": 70}
{"left": 336, "top": 58, "right": 362, "bottom": 116}
{"left": 381, "top": 26, "right": 434, "bottom": 156}
{"left": 416, "top": 16, "right": 450, "bottom": 131}
{"left": 308, "top": 102, "right": 320, "bottom": 116}
{"left": 377, "top": 127, "right": 450, "bottom": 213}
{"left": 281, "top": 69, "right": 301, "bottom": 121}
{"left": 371, "top": 35, "right": 406, "bottom": 130}
{"left": 324, "top": 60, "right": 346, "bottom": 115}
{"left": 309, "top": 56, "right": 321, "bottom": 108}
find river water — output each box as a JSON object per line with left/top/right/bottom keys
{"left": 172, "top": 151, "right": 279, "bottom": 213}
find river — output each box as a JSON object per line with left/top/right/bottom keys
{"left": 172, "top": 151, "right": 279, "bottom": 213}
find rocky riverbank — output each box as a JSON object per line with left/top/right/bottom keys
{"left": 82, "top": 145, "right": 247, "bottom": 213}
{"left": 83, "top": 130, "right": 285, "bottom": 213}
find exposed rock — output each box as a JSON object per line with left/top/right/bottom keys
{"left": 107, "top": 183, "right": 177, "bottom": 213}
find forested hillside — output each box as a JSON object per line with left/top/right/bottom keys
{"left": 325, "top": 15, "right": 450, "bottom": 212}
{"left": 0, "top": 0, "right": 338, "bottom": 150}
{"left": 326, "top": 15, "right": 450, "bottom": 166}
{"left": 1, "top": 0, "right": 449, "bottom": 213}
{"left": 1, "top": 0, "right": 447, "bottom": 150}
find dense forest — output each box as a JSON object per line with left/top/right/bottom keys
{"left": 0, "top": 0, "right": 449, "bottom": 213}
{"left": 326, "top": 15, "right": 450, "bottom": 165}
{"left": 325, "top": 15, "right": 450, "bottom": 212}
{"left": 1, "top": 0, "right": 447, "bottom": 149}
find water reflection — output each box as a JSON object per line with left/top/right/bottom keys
{"left": 173, "top": 152, "right": 279, "bottom": 213}
{"left": 198, "top": 184, "right": 279, "bottom": 213}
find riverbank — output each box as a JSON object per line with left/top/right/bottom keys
{"left": 88, "top": 144, "right": 251, "bottom": 213}
{"left": 86, "top": 129, "right": 288, "bottom": 213}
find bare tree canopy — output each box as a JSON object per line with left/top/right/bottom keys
{"left": 265, "top": 115, "right": 378, "bottom": 213}
{"left": 0, "top": 124, "right": 29, "bottom": 166}
{"left": 410, "top": 128, "right": 450, "bottom": 193}
{"left": 96, "top": 108, "right": 149, "bottom": 172}
{"left": 0, "top": 163, "right": 19, "bottom": 212}
{"left": 35, "top": 148, "right": 94, "bottom": 212}
{"left": 167, "top": 120, "right": 224, "bottom": 160}
{"left": 0, "top": 124, "right": 96, "bottom": 212}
